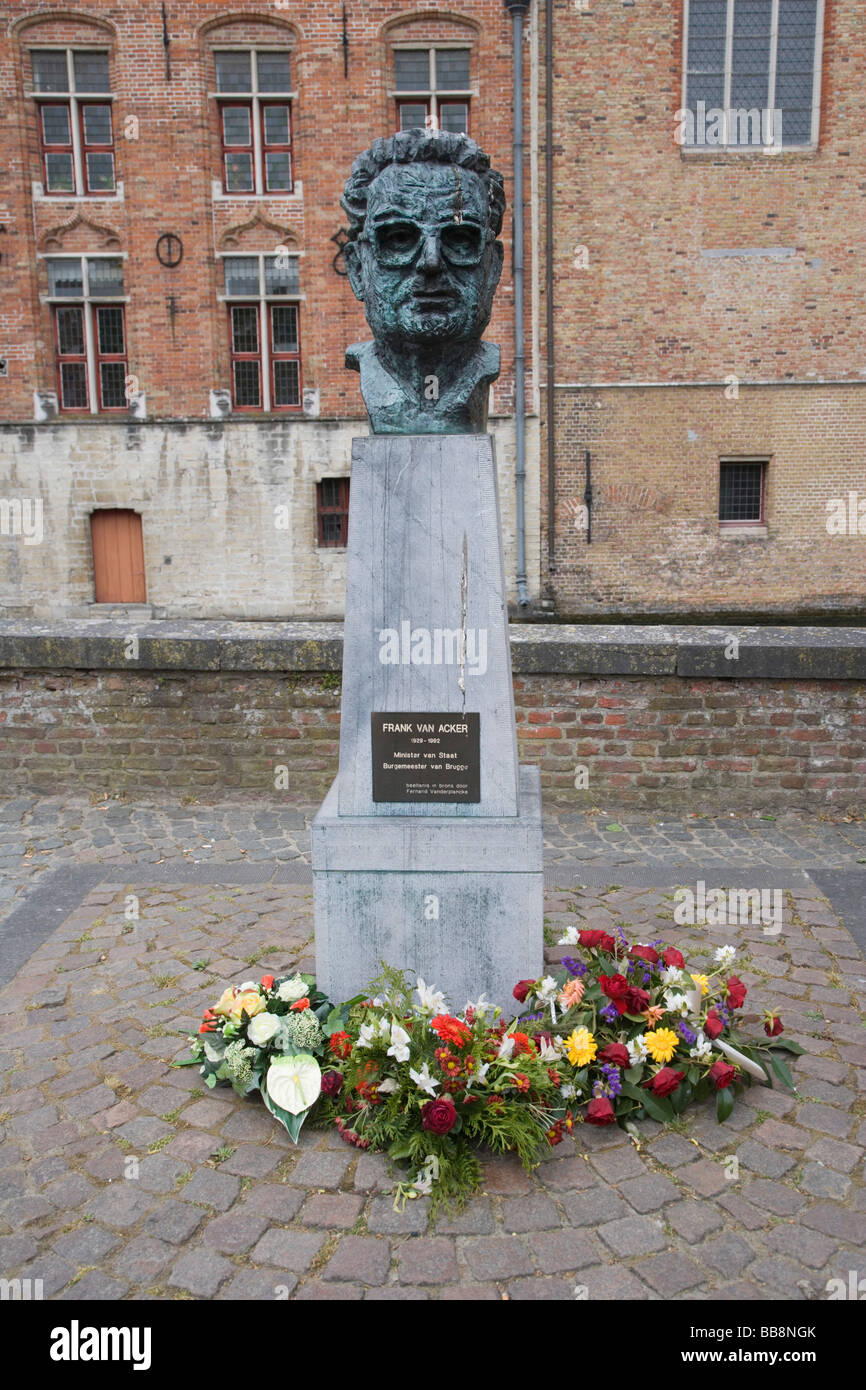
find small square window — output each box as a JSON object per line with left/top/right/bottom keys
{"left": 32, "top": 50, "right": 69, "bottom": 93}
{"left": 222, "top": 106, "right": 252, "bottom": 146}
{"left": 264, "top": 256, "right": 299, "bottom": 296}
{"left": 47, "top": 259, "right": 84, "bottom": 296}
{"left": 87, "top": 258, "right": 124, "bottom": 296}
{"left": 44, "top": 151, "right": 75, "bottom": 193}
{"left": 225, "top": 257, "right": 260, "bottom": 297}
{"left": 215, "top": 51, "right": 252, "bottom": 93}
{"left": 257, "top": 52, "right": 292, "bottom": 93}
{"left": 719, "top": 460, "right": 766, "bottom": 523}
{"left": 73, "top": 51, "right": 110, "bottom": 93}
{"left": 395, "top": 50, "right": 431, "bottom": 92}
{"left": 435, "top": 49, "right": 470, "bottom": 90}
{"left": 41, "top": 105, "right": 71, "bottom": 144}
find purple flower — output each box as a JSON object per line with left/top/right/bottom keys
{"left": 562, "top": 957, "right": 588, "bottom": 979}
{"left": 601, "top": 1063, "right": 623, "bottom": 1097}
{"left": 677, "top": 1022, "right": 697, "bottom": 1045}
{"left": 640, "top": 970, "right": 651, "bottom": 986}
{"left": 600, "top": 1002, "right": 620, "bottom": 1024}
{"left": 521, "top": 1011, "right": 544, "bottom": 1022}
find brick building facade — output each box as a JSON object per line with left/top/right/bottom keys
{"left": 0, "top": 0, "right": 541, "bottom": 618}
{"left": 540, "top": 0, "right": 865, "bottom": 620}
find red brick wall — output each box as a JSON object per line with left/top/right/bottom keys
{"left": 0, "top": 0, "right": 529, "bottom": 421}
{"left": 1, "top": 668, "right": 863, "bottom": 810}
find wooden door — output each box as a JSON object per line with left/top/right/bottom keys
{"left": 90, "top": 510, "right": 146, "bottom": 603}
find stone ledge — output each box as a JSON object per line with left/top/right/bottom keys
{"left": 0, "top": 620, "right": 864, "bottom": 679}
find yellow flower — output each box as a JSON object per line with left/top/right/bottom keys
{"left": 229, "top": 989, "right": 265, "bottom": 1023}
{"left": 644, "top": 1028, "right": 679, "bottom": 1064}
{"left": 690, "top": 973, "right": 710, "bottom": 996}
{"left": 565, "top": 1027, "right": 597, "bottom": 1068}
{"left": 212, "top": 986, "right": 238, "bottom": 1017}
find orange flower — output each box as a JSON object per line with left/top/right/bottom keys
{"left": 559, "top": 978, "right": 585, "bottom": 1010}
{"left": 642, "top": 1005, "right": 665, "bottom": 1027}
{"left": 430, "top": 1014, "right": 473, "bottom": 1048}
{"left": 290, "top": 998, "right": 311, "bottom": 1012}
{"left": 509, "top": 1031, "right": 535, "bottom": 1055}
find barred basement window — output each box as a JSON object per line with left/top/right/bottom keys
{"left": 214, "top": 49, "right": 294, "bottom": 194}
{"left": 317, "top": 478, "right": 350, "bottom": 547}
{"left": 222, "top": 253, "right": 302, "bottom": 412}
{"left": 719, "top": 460, "right": 766, "bottom": 524}
{"left": 44, "top": 255, "right": 128, "bottom": 413}
{"left": 394, "top": 47, "right": 471, "bottom": 135}
{"left": 682, "top": 0, "right": 824, "bottom": 148}
{"left": 31, "top": 48, "right": 116, "bottom": 194}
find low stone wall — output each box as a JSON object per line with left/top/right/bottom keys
{"left": 1, "top": 622, "right": 864, "bottom": 809}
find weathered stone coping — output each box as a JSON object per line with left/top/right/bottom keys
{"left": 0, "top": 621, "right": 864, "bottom": 680}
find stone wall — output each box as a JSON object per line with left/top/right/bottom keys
{"left": 1, "top": 622, "right": 863, "bottom": 810}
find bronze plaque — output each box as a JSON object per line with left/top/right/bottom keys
{"left": 371, "top": 713, "right": 480, "bottom": 803}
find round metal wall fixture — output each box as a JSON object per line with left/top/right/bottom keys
{"left": 156, "top": 232, "right": 183, "bottom": 268}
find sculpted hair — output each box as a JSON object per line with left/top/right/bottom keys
{"left": 341, "top": 129, "right": 506, "bottom": 241}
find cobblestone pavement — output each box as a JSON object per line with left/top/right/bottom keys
{"left": 0, "top": 866, "right": 864, "bottom": 1301}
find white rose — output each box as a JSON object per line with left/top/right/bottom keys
{"left": 239, "top": 980, "right": 257, "bottom": 992}
{"left": 277, "top": 975, "right": 310, "bottom": 1003}
{"left": 247, "top": 1012, "right": 281, "bottom": 1046}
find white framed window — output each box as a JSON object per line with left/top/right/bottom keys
{"left": 681, "top": 0, "right": 824, "bottom": 149}
{"left": 219, "top": 253, "right": 302, "bottom": 411}
{"left": 392, "top": 46, "right": 472, "bottom": 135}
{"left": 30, "top": 47, "right": 116, "bottom": 195}
{"left": 41, "top": 254, "right": 128, "bottom": 413}
{"left": 213, "top": 49, "right": 294, "bottom": 194}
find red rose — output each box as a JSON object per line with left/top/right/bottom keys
{"left": 725, "top": 976, "right": 747, "bottom": 1009}
{"left": 513, "top": 979, "right": 536, "bottom": 1003}
{"left": 260, "top": 975, "right": 275, "bottom": 990}
{"left": 598, "top": 1043, "right": 630, "bottom": 1068}
{"left": 291, "top": 998, "right": 311, "bottom": 1012}
{"left": 704, "top": 1008, "right": 724, "bottom": 1040}
{"left": 645, "top": 1067, "right": 684, "bottom": 1098}
{"left": 599, "top": 973, "right": 630, "bottom": 1014}
{"left": 624, "top": 987, "right": 650, "bottom": 1014}
{"left": 579, "top": 930, "right": 617, "bottom": 953}
{"left": 421, "top": 1098, "right": 457, "bottom": 1135}
{"left": 320, "top": 1070, "right": 343, "bottom": 1097}
{"left": 630, "top": 944, "right": 660, "bottom": 966}
{"left": 662, "top": 947, "right": 685, "bottom": 968}
{"left": 586, "top": 1096, "right": 617, "bottom": 1126}
{"left": 764, "top": 1015, "right": 784, "bottom": 1037}
{"left": 709, "top": 1059, "right": 737, "bottom": 1090}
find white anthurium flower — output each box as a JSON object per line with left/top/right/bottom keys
{"left": 497, "top": 1034, "right": 516, "bottom": 1061}
{"left": 356, "top": 1022, "right": 377, "bottom": 1049}
{"left": 266, "top": 1053, "right": 321, "bottom": 1115}
{"left": 387, "top": 1023, "right": 411, "bottom": 1063}
{"left": 464, "top": 993, "right": 492, "bottom": 1017}
{"left": 537, "top": 1040, "right": 560, "bottom": 1063}
{"left": 661, "top": 966, "right": 685, "bottom": 987}
{"left": 377, "top": 1016, "right": 392, "bottom": 1041}
{"left": 714, "top": 944, "right": 737, "bottom": 967}
{"left": 415, "top": 978, "right": 446, "bottom": 1013}
{"left": 409, "top": 1062, "right": 440, "bottom": 1096}
{"left": 664, "top": 991, "right": 691, "bottom": 1018}
{"left": 464, "top": 1061, "right": 490, "bottom": 1091}
{"left": 247, "top": 1012, "right": 281, "bottom": 1047}
{"left": 690, "top": 1032, "right": 713, "bottom": 1060}
{"left": 560, "top": 1081, "right": 577, "bottom": 1100}
{"left": 377, "top": 1077, "right": 400, "bottom": 1094}
{"left": 277, "top": 975, "right": 309, "bottom": 1003}
{"left": 558, "top": 925, "right": 581, "bottom": 946}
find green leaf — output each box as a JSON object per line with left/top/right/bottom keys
{"left": 639, "top": 1091, "right": 674, "bottom": 1123}
{"left": 619, "top": 1080, "right": 645, "bottom": 1103}
{"left": 625, "top": 1065, "right": 644, "bottom": 1085}
{"left": 205, "top": 1073, "right": 217, "bottom": 1089}
{"left": 768, "top": 1054, "right": 796, "bottom": 1092}
{"left": 765, "top": 1037, "right": 805, "bottom": 1055}
{"left": 260, "top": 1083, "right": 310, "bottom": 1143}
{"left": 671, "top": 1079, "right": 693, "bottom": 1114}
{"left": 716, "top": 1086, "right": 735, "bottom": 1122}
{"left": 170, "top": 1056, "right": 201, "bottom": 1068}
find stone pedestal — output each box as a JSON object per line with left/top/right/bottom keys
{"left": 312, "top": 434, "right": 543, "bottom": 1012}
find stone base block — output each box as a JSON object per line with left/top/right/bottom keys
{"left": 312, "top": 766, "right": 543, "bottom": 1013}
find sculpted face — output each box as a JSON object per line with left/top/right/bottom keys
{"left": 345, "top": 161, "right": 503, "bottom": 352}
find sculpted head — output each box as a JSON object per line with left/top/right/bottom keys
{"left": 342, "top": 130, "right": 505, "bottom": 356}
